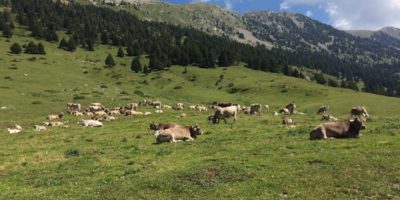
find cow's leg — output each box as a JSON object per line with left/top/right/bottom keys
{"left": 321, "top": 128, "right": 328, "bottom": 140}
{"left": 224, "top": 118, "right": 227, "bottom": 124}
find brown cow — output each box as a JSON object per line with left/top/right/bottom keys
{"left": 317, "top": 106, "right": 329, "bottom": 115}
{"left": 351, "top": 106, "right": 369, "bottom": 118}
{"left": 310, "top": 117, "right": 366, "bottom": 140}
{"left": 212, "top": 106, "right": 238, "bottom": 124}
{"left": 156, "top": 125, "right": 204, "bottom": 143}
{"left": 285, "top": 102, "right": 297, "bottom": 114}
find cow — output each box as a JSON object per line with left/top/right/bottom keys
{"left": 279, "top": 108, "right": 290, "bottom": 115}
{"left": 282, "top": 116, "right": 293, "bottom": 125}
{"left": 71, "top": 111, "right": 84, "bottom": 116}
{"left": 250, "top": 104, "right": 262, "bottom": 115}
{"left": 108, "top": 110, "right": 121, "bottom": 115}
{"left": 79, "top": 120, "right": 103, "bottom": 127}
{"left": 189, "top": 105, "right": 196, "bottom": 110}
{"left": 264, "top": 105, "right": 270, "bottom": 112}
{"left": 126, "top": 102, "right": 139, "bottom": 110}
{"left": 155, "top": 110, "right": 163, "bottom": 113}
{"left": 162, "top": 105, "right": 172, "bottom": 109}
{"left": 7, "top": 125, "right": 22, "bottom": 134}
{"left": 317, "top": 106, "right": 330, "bottom": 115}
{"left": 195, "top": 105, "right": 208, "bottom": 112}
{"left": 156, "top": 125, "right": 204, "bottom": 143}
{"left": 351, "top": 106, "right": 369, "bottom": 118}
{"left": 144, "top": 112, "right": 152, "bottom": 116}
{"left": 309, "top": 117, "right": 366, "bottom": 140}
{"left": 175, "top": 103, "right": 185, "bottom": 110}
{"left": 88, "top": 105, "right": 104, "bottom": 112}
{"left": 125, "top": 110, "right": 143, "bottom": 116}
{"left": 152, "top": 101, "right": 162, "bottom": 108}
{"left": 180, "top": 113, "right": 187, "bottom": 118}
{"left": 47, "top": 113, "right": 64, "bottom": 120}
{"left": 44, "top": 121, "right": 66, "bottom": 127}
{"left": 67, "top": 103, "right": 81, "bottom": 111}
{"left": 212, "top": 106, "right": 238, "bottom": 124}
{"left": 285, "top": 102, "right": 297, "bottom": 114}
{"left": 34, "top": 125, "right": 47, "bottom": 132}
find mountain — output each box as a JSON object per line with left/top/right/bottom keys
{"left": 348, "top": 27, "right": 400, "bottom": 49}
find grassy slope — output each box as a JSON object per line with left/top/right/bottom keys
{"left": 1, "top": 29, "right": 400, "bottom": 199}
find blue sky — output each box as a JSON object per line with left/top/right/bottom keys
{"left": 164, "top": 0, "right": 400, "bottom": 30}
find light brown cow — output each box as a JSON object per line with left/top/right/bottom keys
{"left": 351, "top": 106, "right": 369, "bottom": 118}
{"left": 47, "top": 113, "right": 64, "bottom": 120}
{"left": 156, "top": 125, "right": 204, "bottom": 143}
{"left": 212, "top": 106, "right": 238, "bottom": 124}
{"left": 67, "top": 103, "right": 81, "bottom": 111}
{"left": 282, "top": 116, "right": 293, "bottom": 125}
{"left": 310, "top": 117, "right": 366, "bottom": 140}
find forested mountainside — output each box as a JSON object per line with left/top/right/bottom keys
{"left": 1, "top": 0, "right": 400, "bottom": 96}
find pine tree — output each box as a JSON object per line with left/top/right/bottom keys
{"left": 37, "top": 43, "right": 46, "bottom": 54}
{"left": 25, "top": 42, "right": 37, "bottom": 54}
{"left": 2, "top": 24, "right": 12, "bottom": 38}
{"left": 117, "top": 47, "right": 124, "bottom": 57}
{"left": 10, "top": 42, "right": 22, "bottom": 54}
{"left": 105, "top": 54, "right": 115, "bottom": 67}
{"left": 131, "top": 57, "right": 142, "bottom": 73}
{"left": 59, "top": 38, "right": 68, "bottom": 50}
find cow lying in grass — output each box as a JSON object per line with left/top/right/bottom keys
{"left": 156, "top": 125, "right": 204, "bottom": 143}
{"left": 310, "top": 117, "right": 366, "bottom": 140}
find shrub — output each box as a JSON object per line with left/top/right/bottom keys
{"left": 64, "top": 148, "right": 80, "bottom": 157}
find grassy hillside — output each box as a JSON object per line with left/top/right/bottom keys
{"left": 1, "top": 31, "right": 400, "bottom": 199}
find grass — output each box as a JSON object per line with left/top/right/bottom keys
{"left": 0, "top": 28, "right": 400, "bottom": 199}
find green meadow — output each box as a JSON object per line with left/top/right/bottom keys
{"left": 1, "top": 30, "right": 400, "bottom": 199}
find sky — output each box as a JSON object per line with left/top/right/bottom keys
{"left": 165, "top": 0, "right": 400, "bottom": 30}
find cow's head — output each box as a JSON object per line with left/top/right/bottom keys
{"left": 189, "top": 125, "right": 204, "bottom": 138}
{"left": 349, "top": 117, "right": 366, "bottom": 137}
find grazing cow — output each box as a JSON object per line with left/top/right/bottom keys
{"left": 212, "top": 106, "right": 238, "bottom": 124}
{"left": 79, "top": 120, "right": 103, "bottom": 127}
{"left": 189, "top": 105, "right": 196, "bottom": 110}
{"left": 317, "top": 106, "right": 330, "bottom": 115}
{"left": 149, "top": 122, "right": 177, "bottom": 132}
{"left": 67, "top": 103, "right": 81, "bottom": 111}
{"left": 175, "top": 103, "right": 185, "bottom": 110}
{"left": 322, "top": 114, "right": 338, "bottom": 121}
{"left": 264, "top": 105, "right": 270, "bottom": 112}
{"left": 310, "top": 117, "right": 366, "bottom": 140}
{"left": 285, "top": 102, "right": 297, "bottom": 114}
{"left": 126, "top": 102, "right": 139, "bottom": 110}
{"left": 47, "top": 113, "right": 64, "bottom": 120}
{"left": 351, "top": 106, "right": 369, "bottom": 118}
{"left": 156, "top": 125, "right": 204, "bottom": 143}
{"left": 7, "top": 125, "right": 22, "bottom": 134}
{"left": 250, "top": 104, "right": 262, "bottom": 115}
{"left": 243, "top": 107, "right": 251, "bottom": 115}
{"left": 34, "top": 125, "right": 47, "bottom": 132}
{"left": 282, "top": 116, "right": 293, "bottom": 125}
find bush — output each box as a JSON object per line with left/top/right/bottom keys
{"left": 10, "top": 42, "right": 22, "bottom": 54}
{"left": 64, "top": 148, "right": 80, "bottom": 157}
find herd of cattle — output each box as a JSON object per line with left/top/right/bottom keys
{"left": 6, "top": 99, "right": 370, "bottom": 143}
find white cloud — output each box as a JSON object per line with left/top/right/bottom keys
{"left": 280, "top": 0, "right": 400, "bottom": 30}
{"left": 305, "top": 10, "right": 313, "bottom": 17}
